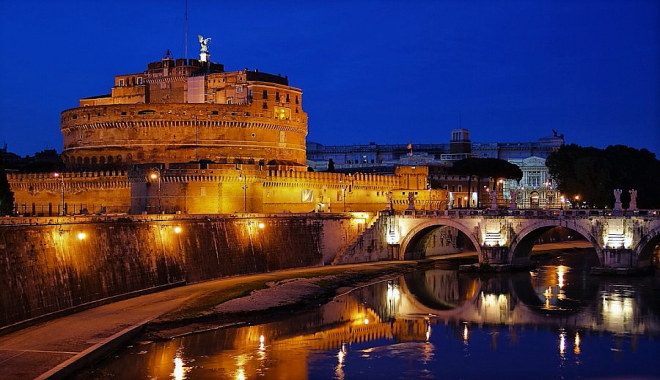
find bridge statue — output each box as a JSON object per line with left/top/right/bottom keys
{"left": 508, "top": 189, "right": 519, "bottom": 210}
{"left": 613, "top": 189, "right": 623, "bottom": 211}
{"left": 489, "top": 190, "right": 497, "bottom": 210}
{"left": 407, "top": 191, "right": 416, "bottom": 210}
{"left": 629, "top": 189, "right": 638, "bottom": 211}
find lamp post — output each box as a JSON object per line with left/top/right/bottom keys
{"left": 237, "top": 170, "right": 247, "bottom": 213}
{"left": 150, "top": 168, "right": 161, "bottom": 214}
{"left": 53, "top": 172, "right": 65, "bottom": 215}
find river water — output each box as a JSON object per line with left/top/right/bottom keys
{"left": 78, "top": 252, "right": 660, "bottom": 379}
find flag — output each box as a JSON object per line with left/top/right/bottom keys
{"left": 406, "top": 142, "right": 412, "bottom": 150}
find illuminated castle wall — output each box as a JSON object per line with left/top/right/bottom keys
{"left": 8, "top": 52, "right": 448, "bottom": 215}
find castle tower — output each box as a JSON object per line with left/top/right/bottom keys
{"left": 61, "top": 53, "right": 308, "bottom": 170}
{"left": 450, "top": 128, "right": 471, "bottom": 154}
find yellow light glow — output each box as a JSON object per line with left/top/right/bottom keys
{"left": 559, "top": 331, "right": 566, "bottom": 355}
{"left": 574, "top": 332, "right": 581, "bottom": 355}
{"left": 557, "top": 265, "right": 567, "bottom": 288}
{"left": 462, "top": 324, "right": 469, "bottom": 342}
{"left": 172, "top": 357, "right": 186, "bottom": 380}
{"left": 53, "top": 172, "right": 60, "bottom": 178}
{"left": 363, "top": 319, "right": 369, "bottom": 325}
{"left": 77, "top": 232, "right": 86, "bottom": 240}
{"left": 258, "top": 223, "right": 265, "bottom": 229}
{"left": 150, "top": 173, "right": 158, "bottom": 180}
{"left": 174, "top": 226, "right": 182, "bottom": 234}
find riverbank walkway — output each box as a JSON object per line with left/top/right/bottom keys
{"left": 0, "top": 242, "right": 592, "bottom": 379}
{"left": 0, "top": 261, "right": 419, "bottom": 380}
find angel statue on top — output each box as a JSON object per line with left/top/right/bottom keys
{"left": 198, "top": 35, "right": 211, "bottom": 53}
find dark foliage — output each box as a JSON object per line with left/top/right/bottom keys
{"left": 0, "top": 158, "right": 15, "bottom": 215}
{"left": 327, "top": 158, "right": 335, "bottom": 173}
{"left": 547, "top": 144, "right": 660, "bottom": 209}
{"left": 449, "top": 158, "right": 523, "bottom": 181}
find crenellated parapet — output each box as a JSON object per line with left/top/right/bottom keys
{"left": 9, "top": 171, "right": 131, "bottom": 215}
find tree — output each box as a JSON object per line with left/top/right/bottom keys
{"left": 0, "top": 158, "right": 15, "bottom": 215}
{"left": 449, "top": 158, "right": 523, "bottom": 207}
{"left": 327, "top": 158, "right": 335, "bottom": 173}
{"left": 547, "top": 144, "right": 660, "bottom": 209}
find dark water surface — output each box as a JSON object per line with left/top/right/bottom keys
{"left": 78, "top": 252, "right": 660, "bottom": 379}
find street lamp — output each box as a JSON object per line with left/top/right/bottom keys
{"left": 237, "top": 169, "right": 247, "bottom": 213}
{"left": 150, "top": 168, "right": 161, "bottom": 214}
{"left": 53, "top": 172, "right": 65, "bottom": 215}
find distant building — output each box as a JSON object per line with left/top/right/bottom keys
{"left": 307, "top": 130, "right": 564, "bottom": 209}
{"left": 306, "top": 130, "right": 563, "bottom": 172}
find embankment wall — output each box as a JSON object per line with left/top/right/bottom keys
{"left": 0, "top": 213, "right": 359, "bottom": 329}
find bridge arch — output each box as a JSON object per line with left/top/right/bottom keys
{"left": 634, "top": 227, "right": 660, "bottom": 268}
{"left": 508, "top": 220, "right": 601, "bottom": 265}
{"left": 399, "top": 219, "right": 482, "bottom": 261}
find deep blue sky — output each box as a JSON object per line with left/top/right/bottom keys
{"left": 1, "top": 0, "right": 658, "bottom": 157}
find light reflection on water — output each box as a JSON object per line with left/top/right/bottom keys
{"left": 77, "top": 254, "right": 660, "bottom": 380}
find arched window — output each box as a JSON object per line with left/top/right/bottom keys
{"left": 91, "top": 157, "right": 97, "bottom": 165}
{"left": 107, "top": 156, "right": 114, "bottom": 163}
{"left": 100, "top": 156, "right": 106, "bottom": 165}
{"left": 84, "top": 157, "right": 90, "bottom": 165}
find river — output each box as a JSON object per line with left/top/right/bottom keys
{"left": 75, "top": 251, "right": 660, "bottom": 379}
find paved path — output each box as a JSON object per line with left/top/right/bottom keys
{"left": 0, "top": 242, "right": 592, "bottom": 379}
{"left": 0, "top": 262, "right": 410, "bottom": 380}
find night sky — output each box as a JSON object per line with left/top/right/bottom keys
{"left": 1, "top": 0, "right": 658, "bottom": 157}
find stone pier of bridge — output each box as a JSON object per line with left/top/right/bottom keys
{"left": 333, "top": 209, "right": 660, "bottom": 273}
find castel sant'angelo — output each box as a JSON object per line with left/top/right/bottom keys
{"left": 8, "top": 38, "right": 447, "bottom": 215}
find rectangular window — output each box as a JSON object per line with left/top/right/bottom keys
{"left": 275, "top": 92, "right": 280, "bottom": 101}
{"left": 458, "top": 185, "right": 462, "bottom": 192}
{"left": 262, "top": 90, "right": 268, "bottom": 100}
{"left": 118, "top": 79, "right": 125, "bottom": 87}
{"left": 200, "top": 187, "right": 206, "bottom": 196}
{"left": 136, "top": 77, "right": 143, "bottom": 85}
{"left": 236, "top": 86, "right": 243, "bottom": 93}
{"left": 286, "top": 93, "right": 290, "bottom": 103}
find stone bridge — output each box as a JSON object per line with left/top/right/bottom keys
{"left": 334, "top": 209, "right": 660, "bottom": 272}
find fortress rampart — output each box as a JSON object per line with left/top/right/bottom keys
{"left": 61, "top": 103, "right": 308, "bottom": 168}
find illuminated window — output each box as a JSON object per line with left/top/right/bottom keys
{"left": 118, "top": 79, "right": 125, "bottom": 87}
{"left": 236, "top": 86, "right": 243, "bottom": 93}
{"left": 137, "top": 77, "right": 143, "bottom": 85}
{"left": 274, "top": 107, "right": 290, "bottom": 120}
